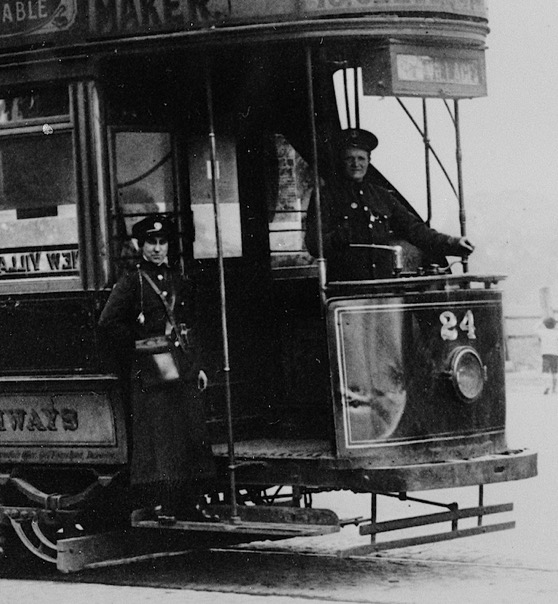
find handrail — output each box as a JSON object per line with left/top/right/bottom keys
{"left": 326, "top": 273, "right": 506, "bottom": 297}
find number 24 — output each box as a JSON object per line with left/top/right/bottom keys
{"left": 440, "top": 310, "right": 476, "bottom": 341}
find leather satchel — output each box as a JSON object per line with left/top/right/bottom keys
{"left": 134, "top": 272, "right": 196, "bottom": 387}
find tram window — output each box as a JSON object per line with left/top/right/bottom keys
{"left": 267, "top": 135, "right": 315, "bottom": 276}
{"left": 0, "top": 87, "right": 69, "bottom": 128}
{"left": 115, "top": 131, "right": 176, "bottom": 233}
{"left": 188, "top": 135, "right": 242, "bottom": 259}
{"left": 0, "top": 131, "right": 78, "bottom": 279}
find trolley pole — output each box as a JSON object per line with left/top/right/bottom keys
{"left": 422, "top": 98, "right": 433, "bottom": 226}
{"left": 454, "top": 99, "right": 468, "bottom": 274}
{"left": 305, "top": 46, "right": 327, "bottom": 303}
{"left": 204, "top": 61, "right": 240, "bottom": 523}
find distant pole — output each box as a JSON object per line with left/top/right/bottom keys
{"left": 422, "top": 98, "right": 432, "bottom": 226}
{"left": 540, "top": 287, "right": 553, "bottom": 319}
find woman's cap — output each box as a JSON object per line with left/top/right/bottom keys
{"left": 132, "top": 215, "right": 174, "bottom": 243}
{"left": 336, "top": 128, "right": 379, "bottom": 153}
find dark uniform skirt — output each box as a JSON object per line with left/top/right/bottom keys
{"left": 129, "top": 363, "right": 216, "bottom": 508}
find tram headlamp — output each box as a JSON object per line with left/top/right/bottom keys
{"left": 448, "top": 347, "right": 485, "bottom": 402}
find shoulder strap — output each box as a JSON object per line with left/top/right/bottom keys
{"left": 140, "top": 270, "right": 189, "bottom": 353}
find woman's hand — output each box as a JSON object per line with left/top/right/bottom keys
{"left": 197, "top": 369, "right": 208, "bottom": 391}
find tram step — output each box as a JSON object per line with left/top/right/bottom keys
{"left": 131, "top": 504, "right": 341, "bottom": 537}
{"left": 57, "top": 506, "right": 340, "bottom": 573}
{"left": 131, "top": 518, "right": 339, "bottom": 536}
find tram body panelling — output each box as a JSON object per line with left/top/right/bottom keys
{"left": 0, "top": 0, "right": 538, "bottom": 566}
{"left": 328, "top": 284, "right": 506, "bottom": 458}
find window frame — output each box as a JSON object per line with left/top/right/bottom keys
{"left": 0, "top": 84, "right": 83, "bottom": 294}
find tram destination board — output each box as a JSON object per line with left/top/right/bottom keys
{"left": 362, "top": 43, "right": 487, "bottom": 98}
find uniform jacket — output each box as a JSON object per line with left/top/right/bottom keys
{"left": 305, "top": 171, "right": 464, "bottom": 280}
{"left": 99, "top": 259, "right": 197, "bottom": 352}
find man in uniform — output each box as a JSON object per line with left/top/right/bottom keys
{"left": 305, "top": 128, "right": 474, "bottom": 280}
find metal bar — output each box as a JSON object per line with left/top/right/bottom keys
{"left": 443, "top": 98, "right": 456, "bottom": 124}
{"left": 31, "top": 519, "right": 58, "bottom": 550}
{"left": 341, "top": 522, "right": 516, "bottom": 557}
{"left": 478, "top": 484, "right": 484, "bottom": 527}
{"left": 378, "top": 491, "right": 452, "bottom": 507}
{"left": 384, "top": 492, "right": 457, "bottom": 509}
{"left": 422, "top": 98, "right": 432, "bottom": 225}
{"left": 454, "top": 99, "right": 468, "bottom": 273}
{"left": 370, "top": 493, "right": 377, "bottom": 545}
{"left": 10, "top": 520, "right": 57, "bottom": 564}
{"left": 204, "top": 60, "right": 240, "bottom": 523}
{"left": 354, "top": 64, "right": 360, "bottom": 128}
{"left": 359, "top": 503, "right": 513, "bottom": 536}
{"left": 305, "top": 46, "right": 327, "bottom": 302}
{"left": 343, "top": 67, "right": 351, "bottom": 128}
{"left": 396, "top": 97, "right": 459, "bottom": 199}
{"left": 8, "top": 476, "right": 116, "bottom": 510}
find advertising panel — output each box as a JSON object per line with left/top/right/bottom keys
{"left": 0, "top": 0, "right": 79, "bottom": 39}
{"left": 0, "top": 1, "right": 487, "bottom": 47}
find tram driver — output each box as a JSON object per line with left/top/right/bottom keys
{"left": 305, "top": 128, "right": 475, "bottom": 280}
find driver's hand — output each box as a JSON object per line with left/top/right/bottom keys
{"left": 458, "top": 237, "right": 475, "bottom": 255}
{"left": 198, "top": 370, "right": 208, "bottom": 391}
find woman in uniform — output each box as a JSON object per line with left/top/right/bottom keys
{"left": 99, "top": 215, "right": 216, "bottom": 522}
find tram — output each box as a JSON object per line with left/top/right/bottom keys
{"left": 0, "top": 1, "right": 536, "bottom": 572}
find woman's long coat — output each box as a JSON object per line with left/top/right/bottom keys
{"left": 99, "top": 259, "right": 215, "bottom": 493}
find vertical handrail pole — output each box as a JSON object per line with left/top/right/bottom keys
{"left": 370, "top": 493, "right": 377, "bottom": 544}
{"left": 354, "top": 64, "right": 360, "bottom": 128}
{"left": 454, "top": 99, "right": 468, "bottom": 273}
{"left": 422, "top": 98, "right": 433, "bottom": 226}
{"left": 343, "top": 67, "right": 351, "bottom": 128}
{"left": 477, "top": 484, "right": 484, "bottom": 527}
{"left": 305, "top": 46, "right": 327, "bottom": 303}
{"left": 204, "top": 60, "right": 240, "bottom": 522}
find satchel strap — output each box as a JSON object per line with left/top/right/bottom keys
{"left": 138, "top": 269, "right": 190, "bottom": 355}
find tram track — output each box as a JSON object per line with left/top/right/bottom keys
{"left": 2, "top": 543, "right": 558, "bottom": 604}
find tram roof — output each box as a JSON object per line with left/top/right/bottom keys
{"left": 0, "top": 1, "right": 489, "bottom": 61}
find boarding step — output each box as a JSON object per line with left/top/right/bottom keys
{"left": 57, "top": 505, "right": 340, "bottom": 573}
{"left": 132, "top": 504, "right": 340, "bottom": 537}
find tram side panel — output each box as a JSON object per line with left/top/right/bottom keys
{"left": 0, "top": 291, "right": 128, "bottom": 468}
{"left": 0, "top": 293, "right": 100, "bottom": 374}
{"left": 327, "top": 287, "right": 507, "bottom": 463}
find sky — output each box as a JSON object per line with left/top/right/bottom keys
{"left": 353, "top": 1, "right": 558, "bottom": 314}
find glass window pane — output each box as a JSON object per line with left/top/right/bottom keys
{"left": 0, "top": 132, "right": 78, "bottom": 279}
{"left": 116, "top": 131, "right": 175, "bottom": 235}
{"left": 188, "top": 135, "right": 242, "bottom": 259}
{"left": 267, "top": 134, "right": 315, "bottom": 271}
{"left": 337, "top": 307, "right": 406, "bottom": 445}
{"left": 0, "top": 86, "right": 69, "bottom": 128}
